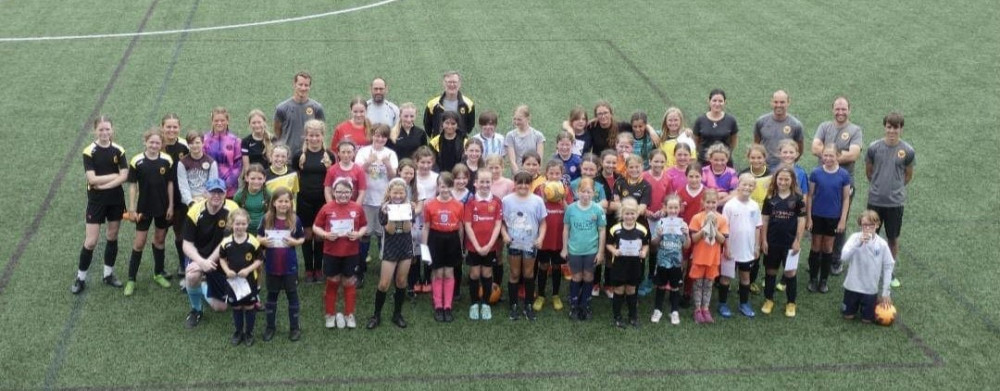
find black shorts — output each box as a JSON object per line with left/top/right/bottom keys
{"left": 204, "top": 269, "right": 230, "bottom": 301}
{"left": 763, "top": 246, "right": 790, "bottom": 270}
{"left": 652, "top": 266, "right": 682, "bottom": 288}
{"left": 842, "top": 289, "right": 877, "bottom": 321}
{"left": 736, "top": 260, "right": 757, "bottom": 272}
{"left": 609, "top": 257, "right": 643, "bottom": 287}
{"left": 867, "top": 204, "right": 904, "bottom": 240}
{"left": 323, "top": 254, "right": 360, "bottom": 278}
{"left": 427, "top": 230, "right": 462, "bottom": 269}
{"left": 811, "top": 216, "right": 839, "bottom": 236}
{"left": 265, "top": 274, "right": 298, "bottom": 293}
{"left": 171, "top": 203, "right": 188, "bottom": 231}
{"left": 465, "top": 251, "right": 497, "bottom": 266}
{"left": 536, "top": 250, "right": 566, "bottom": 266}
{"left": 296, "top": 195, "right": 325, "bottom": 229}
{"left": 86, "top": 202, "right": 124, "bottom": 224}
{"left": 136, "top": 215, "right": 171, "bottom": 231}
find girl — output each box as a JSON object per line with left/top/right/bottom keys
{"left": 73, "top": 116, "right": 129, "bottom": 294}
{"left": 241, "top": 109, "right": 272, "bottom": 174}
{"left": 659, "top": 107, "right": 697, "bottom": 168}
{"left": 561, "top": 177, "right": 607, "bottom": 321}
{"left": 501, "top": 171, "right": 547, "bottom": 321}
{"left": 553, "top": 131, "right": 582, "bottom": 184}
{"left": 313, "top": 179, "right": 367, "bottom": 329}
{"left": 367, "top": 179, "right": 416, "bottom": 329}
{"left": 398, "top": 159, "right": 426, "bottom": 297}
{"left": 265, "top": 144, "right": 299, "bottom": 197}
{"left": 702, "top": 144, "right": 739, "bottom": 206}
{"left": 520, "top": 152, "right": 545, "bottom": 193}
{"left": 719, "top": 174, "right": 763, "bottom": 319}
{"left": 666, "top": 143, "right": 694, "bottom": 193}
{"left": 463, "top": 138, "right": 485, "bottom": 192}
{"left": 124, "top": 128, "right": 174, "bottom": 296}
{"left": 688, "top": 189, "right": 728, "bottom": 324}
{"left": 570, "top": 153, "right": 608, "bottom": 210}
{"left": 177, "top": 130, "right": 219, "bottom": 207}
{"left": 355, "top": 124, "right": 399, "bottom": 286}
{"left": 614, "top": 132, "right": 634, "bottom": 175}
{"left": 534, "top": 160, "right": 574, "bottom": 313}
{"left": 629, "top": 111, "right": 659, "bottom": 169}
{"left": 451, "top": 164, "right": 473, "bottom": 203}
{"left": 422, "top": 173, "right": 465, "bottom": 322}
{"left": 739, "top": 144, "right": 772, "bottom": 293}
{"left": 487, "top": 155, "right": 515, "bottom": 200}
{"left": 204, "top": 107, "right": 242, "bottom": 197}
{"left": 430, "top": 111, "right": 466, "bottom": 173}
{"left": 760, "top": 167, "right": 805, "bottom": 317}
{"left": 614, "top": 156, "right": 652, "bottom": 224}
{"left": 234, "top": 164, "right": 268, "bottom": 234}
{"left": 640, "top": 150, "right": 673, "bottom": 296}
{"left": 160, "top": 113, "right": 189, "bottom": 278}
{"left": 595, "top": 149, "right": 621, "bottom": 297}
{"left": 331, "top": 97, "right": 371, "bottom": 149}
{"left": 806, "top": 145, "right": 852, "bottom": 293}
{"left": 777, "top": 139, "right": 810, "bottom": 199}
{"left": 219, "top": 209, "right": 263, "bottom": 346}
{"left": 323, "top": 141, "right": 366, "bottom": 203}
{"left": 693, "top": 89, "right": 739, "bottom": 166}
{"left": 388, "top": 102, "right": 428, "bottom": 161}
{"left": 606, "top": 198, "right": 650, "bottom": 328}
{"left": 258, "top": 188, "right": 305, "bottom": 341}
{"left": 567, "top": 106, "right": 592, "bottom": 156}
{"left": 505, "top": 105, "right": 546, "bottom": 172}
{"left": 840, "top": 210, "right": 895, "bottom": 323}
{"left": 472, "top": 110, "right": 505, "bottom": 158}
{"left": 678, "top": 163, "right": 705, "bottom": 306}
{"left": 464, "top": 170, "right": 503, "bottom": 320}
{"left": 411, "top": 147, "right": 438, "bottom": 294}
{"left": 562, "top": 101, "right": 629, "bottom": 156}
{"left": 650, "top": 196, "right": 690, "bottom": 325}
{"left": 296, "top": 119, "right": 335, "bottom": 283}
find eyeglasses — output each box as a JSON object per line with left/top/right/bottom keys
{"left": 334, "top": 190, "right": 352, "bottom": 195}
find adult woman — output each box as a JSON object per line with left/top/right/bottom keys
{"left": 692, "top": 89, "right": 739, "bottom": 166}
{"left": 388, "top": 102, "right": 428, "bottom": 161}
{"left": 204, "top": 107, "right": 243, "bottom": 197}
{"left": 330, "top": 97, "right": 371, "bottom": 150}
{"left": 297, "top": 120, "right": 335, "bottom": 282}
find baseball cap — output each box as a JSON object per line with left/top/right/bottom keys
{"left": 205, "top": 178, "right": 226, "bottom": 193}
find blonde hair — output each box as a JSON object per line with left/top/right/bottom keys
{"left": 227, "top": 208, "right": 250, "bottom": 228}
{"left": 390, "top": 102, "right": 417, "bottom": 142}
{"left": 706, "top": 143, "right": 731, "bottom": 160}
{"left": 618, "top": 197, "right": 639, "bottom": 221}
{"left": 746, "top": 143, "right": 767, "bottom": 159}
{"left": 660, "top": 107, "right": 689, "bottom": 137}
{"left": 248, "top": 109, "right": 273, "bottom": 160}
{"left": 299, "top": 119, "right": 331, "bottom": 169}
{"left": 383, "top": 177, "right": 409, "bottom": 205}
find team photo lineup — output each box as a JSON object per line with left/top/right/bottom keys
{"left": 75, "top": 70, "right": 915, "bottom": 346}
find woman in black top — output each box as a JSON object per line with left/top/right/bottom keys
{"left": 297, "top": 119, "right": 335, "bottom": 283}
{"left": 388, "top": 103, "right": 428, "bottom": 161}
{"left": 692, "top": 89, "right": 739, "bottom": 166}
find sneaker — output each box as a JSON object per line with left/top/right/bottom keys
{"left": 702, "top": 309, "right": 715, "bottom": 323}
{"left": 185, "top": 310, "right": 202, "bottom": 329}
{"left": 669, "top": 311, "right": 680, "bottom": 325}
{"left": 391, "top": 314, "right": 408, "bottom": 328}
{"left": 480, "top": 305, "right": 492, "bottom": 321}
{"left": 123, "top": 281, "right": 135, "bottom": 297}
{"left": 325, "top": 315, "right": 336, "bottom": 329}
{"left": 152, "top": 274, "right": 171, "bottom": 288}
{"left": 807, "top": 279, "right": 818, "bottom": 293}
{"left": 552, "top": 296, "right": 564, "bottom": 311}
{"left": 630, "top": 318, "right": 640, "bottom": 329}
{"left": 533, "top": 296, "right": 545, "bottom": 312}
{"left": 244, "top": 333, "right": 256, "bottom": 346}
{"left": 718, "top": 304, "right": 732, "bottom": 318}
{"left": 614, "top": 318, "right": 625, "bottom": 329}
{"left": 469, "top": 304, "right": 481, "bottom": 320}
{"left": 508, "top": 305, "right": 521, "bottom": 321}
{"left": 785, "top": 303, "right": 797, "bottom": 318}
{"left": 582, "top": 306, "right": 594, "bottom": 321}
{"left": 345, "top": 314, "right": 356, "bottom": 329}
{"left": 818, "top": 280, "right": 829, "bottom": 294}
{"left": 761, "top": 299, "right": 774, "bottom": 315}
{"left": 604, "top": 287, "right": 614, "bottom": 299}
{"left": 103, "top": 274, "right": 123, "bottom": 288}
{"left": 335, "top": 313, "right": 346, "bottom": 329}
{"left": 434, "top": 309, "right": 445, "bottom": 322}
{"left": 70, "top": 278, "right": 86, "bottom": 295}
{"left": 776, "top": 282, "right": 786, "bottom": 292}
{"left": 524, "top": 307, "right": 537, "bottom": 321}
{"left": 568, "top": 307, "right": 579, "bottom": 321}
{"left": 651, "top": 309, "right": 663, "bottom": 323}
{"left": 749, "top": 283, "right": 761, "bottom": 295}
{"left": 443, "top": 309, "right": 454, "bottom": 323}
{"left": 289, "top": 328, "right": 302, "bottom": 341}
{"left": 366, "top": 316, "right": 381, "bottom": 330}
{"left": 230, "top": 332, "right": 243, "bottom": 346}
{"left": 891, "top": 278, "right": 901, "bottom": 288}
{"left": 262, "top": 328, "right": 276, "bottom": 341}
{"left": 693, "top": 309, "right": 705, "bottom": 324}
{"left": 591, "top": 285, "right": 600, "bottom": 297}
{"left": 739, "top": 303, "right": 756, "bottom": 318}
{"left": 831, "top": 262, "right": 845, "bottom": 276}
{"left": 355, "top": 276, "right": 365, "bottom": 290}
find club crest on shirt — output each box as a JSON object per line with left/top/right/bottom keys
{"left": 349, "top": 211, "right": 357, "bottom": 218}
{"left": 202, "top": 162, "right": 210, "bottom": 170}
{"left": 217, "top": 220, "right": 226, "bottom": 228}
{"left": 113, "top": 156, "right": 119, "bottom": 164}
{"left": 305, "top": 107, "right": 314, "bottom": 116}
{"left": 782, "top": 125, "right": 791, "bottom": 134}
{"left": 159, "top": 167, "right": 166, "bottom": 175}
{"left": 488, "top": 205, "right": 495, "bottom": 213}
{"left": 840, "top": 132, "right": 850, "bottom": 141}
{"left": 245, "top": 253, "right": 253, "bottom": 261}
{"left": 440, "top": 213, "right": 449, "bottom": 223}
{"left": 460, "top": 108, "right": 467, "bottom": 114}
{"left": 897, "top": 149, "right": 906, "bottom": 159}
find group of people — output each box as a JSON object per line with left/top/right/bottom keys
{"left": 73, "top": 71, "right": 915, "bottom": 346}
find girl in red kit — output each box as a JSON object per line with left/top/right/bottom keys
{"left": 313, "top": 179, "right": 367, "bottom": 330}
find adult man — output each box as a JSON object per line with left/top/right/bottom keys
{"left": 812, "top": 96, "right": 863, "bottom": 274}
{"left": 274, "top": 72, "right": 325, "bottom": 156}
{"left": 423, "top": 71, "right": 475, "bottom": 138}
{"left": 182, "top": 178, "right": 239, "bottom": 328}
{"left": 366, "top": 77, "right": 399, "bottom": 128}
{"left": 753, "top": 90, "right": 804, "bottom": 169}
{"left": 865, "top": 112, "right": 914, "bottom": 288}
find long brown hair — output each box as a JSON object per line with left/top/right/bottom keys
{"left": 262, "top": 188, "right": 297, "bottom": 230}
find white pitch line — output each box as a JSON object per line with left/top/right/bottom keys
{"left": 0, "top": 0, "right": 400, "bottom": 43}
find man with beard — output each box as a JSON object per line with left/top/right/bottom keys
{"left": 366, "top": 77, "right": 399, "bottom": 128}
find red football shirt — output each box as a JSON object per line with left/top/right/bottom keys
{"left": 313, "top": 201, "right": 366, "bottom": 257}
{"left": 330, "top": 120, "right": 370, "bottom": 150}
{"left": 463, "top": 194, "right": 502, "bottom": 251}
{"left": 323, "top": 163, "right": 367, "bottom": 201}
{"left": 539, "top": 183, "right": 573, "bottom": 251}
{"left": 424, "top": 197, "right": 463, "bottom": 233}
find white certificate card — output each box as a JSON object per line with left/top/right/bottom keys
{"left": 618, "top": 239, "right": 642, "bottom": 257}
{"left": 330, "top": 219, "right": 353, "bottom": 235}
{"left": 784, "top": 250, "right": 800, "bottom": 272}
{"left": 264, "top": 229, "right": 290, "bottom": 248}
{"left": 228, "top": 277, "right": 251, "bottom": 301}
{"left": 387, "top": 204, "right": 413, "bottom": 221}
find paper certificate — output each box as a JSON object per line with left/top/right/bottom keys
{"left": 572, "top": 139, "right": 586, "bottom": 156}
{"left": 228, "top": 277, "right": 251, "bottom": 301}
{"left": 330, "top": 219, "right": 353, "bottom": 235}
{"left": 784, "top": 250, "right": 800, "bottom": 272}
{"left": 387, "top": 204, "right": 413, "bottom": 221}
{"left": 618, "top": 239, "right": 642, "bottom": 257}
{"left": 420, "top": 244, "right": 432, "bottom": 264}
{"left": 720, "top": 257, "right": 736, "bottom": 278}
{"left": 661, "top": 217, "right": 686, "bottom": 235}
{"left": 264, "top": 229, "right": 290, "bottom": 248}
